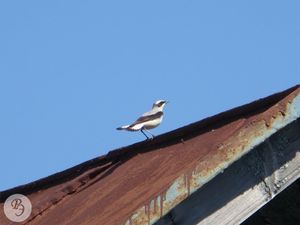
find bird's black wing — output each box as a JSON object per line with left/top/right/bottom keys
{"left": 132, "top": 111, "right": 163, "bottom": 125}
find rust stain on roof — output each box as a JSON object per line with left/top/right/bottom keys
{"left": 0, "top": 85, "right": 300, "bottom": 225}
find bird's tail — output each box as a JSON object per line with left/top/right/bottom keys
{"left": 116, "top": 125, "right": 130, "bottom": 130}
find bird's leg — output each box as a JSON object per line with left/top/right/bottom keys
{"left": 141, "top": 129, "right": 149, "bottom": 140}
{"left": 144, "top": 128, "right": 155, "bottom": 139}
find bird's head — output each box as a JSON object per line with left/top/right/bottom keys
{"left": 152, "top": 100, "right": 169, "bottom": 111}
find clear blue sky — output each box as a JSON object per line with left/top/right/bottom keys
{"left": 0, "top": 1, "right": 299, "bottom": 191}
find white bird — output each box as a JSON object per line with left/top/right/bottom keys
{"left": 117, "top": 100, "right": 169, "bottom": 139}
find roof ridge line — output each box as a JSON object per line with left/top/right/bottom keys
{"left": 1, "top": 84, "right": 299, "bottom": 201}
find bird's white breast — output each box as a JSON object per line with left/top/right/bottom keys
{"left": 142, "top": 115, "right": 163, "bottom": 129}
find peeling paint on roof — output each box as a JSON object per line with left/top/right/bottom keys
{"left": 124, "top": 88, "right": 300, "bottom": 225}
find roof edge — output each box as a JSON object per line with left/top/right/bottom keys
{"left": 1, "top": 84, "right": 299, "bottom": 201}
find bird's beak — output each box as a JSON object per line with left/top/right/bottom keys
{"left": 165, "top": 101, "right": 169, "bottom": 104}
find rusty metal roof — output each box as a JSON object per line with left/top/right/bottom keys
{"left": 1, "top": 85, "right": 300, "bottom": 225}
